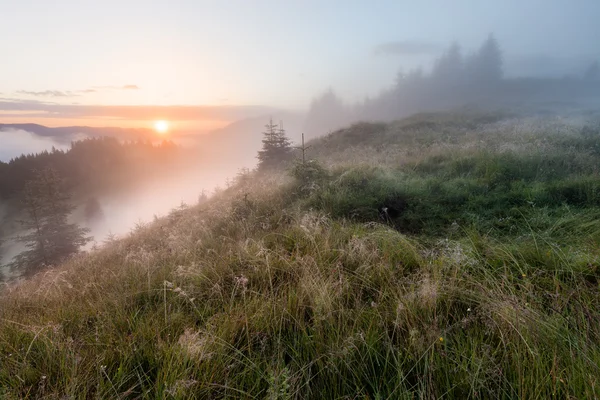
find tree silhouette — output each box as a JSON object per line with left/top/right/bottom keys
{"left": 465, "top": 34, "right": 503, "bottom": 83}
{"left": 432, "top": 42, "right": 464, "bottom": 85}
{"left": 257, "top": 118, "right": 292, "bottom": 170}
{"left": 304, "top": 89, "right": 348, "bottom": 135}
{"left": 11, "top": 168, "right": 91, "bottom": 276}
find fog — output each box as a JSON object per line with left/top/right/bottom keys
{"left": 301, "top": 34, "right": 600, "bottom": 136}
{"left": 2, "top": 32, "right": 600, "bottom": 274}
{"left": 0, "top": 117, "right": 306, "bottom": 274}
{"left": 79, "top": 161, "right": 242, "bottom": 242}
{"left": 0, "top": 155, "right": 241, "bottom": 276}
{"left": 0, "top": 129, "right": 72, "bottom": 161}
{"left": 2, "top": 1, "right": 600, "bottom": 278}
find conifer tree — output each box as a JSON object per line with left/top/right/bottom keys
{"left": 304, "top": 89, "right": 347, "bottom": 135}
{"left": 432, "top": 42, "right": 464, "bottom": 84}
{"left": 465, "top": 33, "right": 503, "bottom": 83}
{"left": 257, "top": 118, "right": 292, "bottom": 170}
{"left": 11, "top": 167, "right": 91, "bottom": 276}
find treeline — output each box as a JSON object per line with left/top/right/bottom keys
{"left": 0, "top": 137, "right": 179, "bottom": 201}
{"left": 9, "top": 168, "right": 92, "bottom": 277}
{"left": 0, "top": 118, "right": 297, "bottom": 278}
{"left": 304, "top": 34, "right": 600, "bottom": 134}
{"left": 0, "top": 137, "right": 183, "bottom": 278}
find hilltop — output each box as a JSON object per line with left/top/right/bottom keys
{"left": 1, "top": 111, "right": 600, "bottom": 398}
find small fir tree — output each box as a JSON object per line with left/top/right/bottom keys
{"left": 257, "top": 118, "right": 292, "bottom": 170}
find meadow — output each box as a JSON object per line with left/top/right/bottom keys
{"left": 1, "top": 111, "right": 599, "bottom": 399}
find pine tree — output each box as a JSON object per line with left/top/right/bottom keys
{"left": 304, "top": 89, "right": 347, "bottom": 135}
{"left": 432, "top": 42, "right": 464, "bottom": 84}
{"left": 11, "top": 167, "right": 91, "bottom": 276}
{"left": 257, "top": 118, "right": 292, "bottom": 170}
{"left": 466, "top": 34, "right": 503, "bottom": 83}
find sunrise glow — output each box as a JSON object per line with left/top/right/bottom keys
{"left": 154, "top": 120, "right": 169, "bottom": 134}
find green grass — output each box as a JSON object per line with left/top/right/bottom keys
{"left": 1, "top": 111, "right": 600, "bottom": 398}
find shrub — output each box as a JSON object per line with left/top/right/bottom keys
{"left": 289, "top": 159, "right": 329, "bottom": 196}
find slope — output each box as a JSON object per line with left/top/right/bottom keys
{"left": 1, "top": 111, "right": 599, "bottom": 399}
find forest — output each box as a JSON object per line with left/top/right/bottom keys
{"left": 304, "top": 34, "right": 600, "bottom": 135}
{"left": 0, "top": 138, "right": 187, "bottom": 277}
{"left": 0, "top": 137, "right": 179, "bottom": 200}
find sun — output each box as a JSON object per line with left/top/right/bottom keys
{"left": 154, "top": 120, "right": 169, "bottom": 135}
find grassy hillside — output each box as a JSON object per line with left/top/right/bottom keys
{"left": 1, "top": 111, "right": 600, "bottom": 399}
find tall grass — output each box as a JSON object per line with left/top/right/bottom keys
{"left": 1, "top": 112, "right": 599, "bottom": 398}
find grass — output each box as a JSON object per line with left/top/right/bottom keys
{"left": 1, "top": 111, "right": 600, "bottom": 398}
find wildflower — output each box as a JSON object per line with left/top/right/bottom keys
{"left": 439, "top": 337, "right": 444, "bottom": 342}
{"left": 467, "top": 307, "right": 472, "bottom": 312}
{"left": 234, "top": 275, "right": 249, "bottom": 291}
{"left": 173, "top": 287, "right": 189, "bottom": 297}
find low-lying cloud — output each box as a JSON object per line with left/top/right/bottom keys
{"left": 373, "top": 40, "right": 442, "bottom": 56}
{"left": 505, "top": 54, "right": 596, "bottom": 78}
{"left": 0, "top": 129, "right": 70, "bottom": 162}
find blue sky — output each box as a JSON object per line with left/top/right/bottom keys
{"left": 0, "top": 0, "right": 598, "bottom": 126}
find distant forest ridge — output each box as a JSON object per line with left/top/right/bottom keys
{"left": 303, "top": 34, "right": 600, "bottom": 135}
{"left": 0, "top": 137, "right": 181, "bottom": 201}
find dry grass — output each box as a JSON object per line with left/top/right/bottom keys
{"left": 1, "top": 111, "right": 600, "bottom": 398}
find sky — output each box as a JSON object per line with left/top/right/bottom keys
{"left": 1, "top": 0, "right": 598, "bottom": 129}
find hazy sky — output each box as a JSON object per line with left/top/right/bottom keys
{"left": 1, "top": 0, "right": 598, "bottom": 127}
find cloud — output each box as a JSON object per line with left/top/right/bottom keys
{"left": 373, "top": 40, "right": 442, "bottom": 56}
{"left": 0, "top": 99, "right": 280, "bottom": 122}
{"left": 505, "top": 54, "right": 593, "bottom": 77}
{"left": 91, "top": 84, "right": 140, "bottom": 90}
{"left": 17, "top": 90, "right": 78, "bottom": 97}
{"left": 0, "top": 129, "right": 69, "bottom": 162}
{"left": 15, "top": 85, "right": 140, "bottom": 99}
{"left": 0, "top": 97, "right": 54, "bottom": 106}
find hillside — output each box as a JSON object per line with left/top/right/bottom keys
{"left": 1, "top": 111, "right": 600, "bottom": 398}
